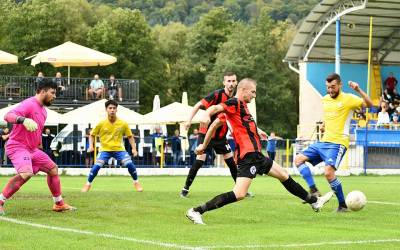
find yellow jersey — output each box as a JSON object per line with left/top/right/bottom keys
{"left": 321, "top": 92, "right": 363, "bottom": 148}
{"left": 91, "top": 118, "right": 132, "bottom": 151}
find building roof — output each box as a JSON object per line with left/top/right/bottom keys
{"left": 285, "top": 0, "right": 400, "bottom": 65}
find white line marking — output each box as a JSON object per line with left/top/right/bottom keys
{"left": 201, "top": 239, "right": 400, "bottom": 249}
{"left": 0, "top": 217, "right": 199, "bottom": 250}
{"left": 1, "top": 217, "right": 399, "bottom": 249}
{"left": 369, "top": 201, "right": 400, "bottom": 206}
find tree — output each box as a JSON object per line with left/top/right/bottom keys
{"left": 207, "top": 10, "right": 298, "bottom": 137}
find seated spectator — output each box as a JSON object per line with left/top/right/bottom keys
{"left": 357, "top": 113, "right": 367, "bottom": 128}
{"left": 391, "top": 114, "right": 399, "bottom": 129}
{"left": 381, "top": 88, "right": 393, "bottom": 103}
{"left": 53, "top": 72, "right": 65, "bottom": 97}
{"left": 35, "top": 71, "right": 44, "bottom": 84}
{"left": 384, "top": 72, "right": 398, "bottom": 95}
{"left": 377, "top": 101, "right": 390, "bottom": 127}
{"left": 107, "top": 74, "right": 122, "bottom": 101}
{"left": 88, "top": 74, "right": 104, "bottom": 99}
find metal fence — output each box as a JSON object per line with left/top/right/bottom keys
{"left": 0, "top": 132, "right": 399, "bottom": 170}
{"left": 0, "top": 75, "right": 139, "bottom": 103}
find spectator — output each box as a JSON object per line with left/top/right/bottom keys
{"left": 381, "top": 88, "right": 393, "bottom": 104}
{"left": 0, "top": 128, "right": 10, "bottom": 166}
{"left": 42, "top": 128, "right": 55, "bottom": 160}
{"left": 266, "top": 132, "right": 283, "bottom": 161}
{"left": 88, "top": 74, "right": 104, "bottom": 100}
{"left": 357, "top": 113, "right": 367, "bottom": 128}
{"left": 53, "top": 72, "right": 65, "bottom": 97}
{"left": 170, "top": 129, "right": 183, "bottom": 166}
{"left": 151, "top": 127, "right": 163, "bottom": 166}
{"left": 188, "top": 128, "right": 199, "bottom": 165}
{"left": 377, "top": 101, "right": 390, "bottom": 127}
{"left": 107, "top": 74, "right": 122, "bottom": 101}
{"left": 384, "top": 72, "right": 398, "bottom": 95}
{"left": 84, "top": 128, "right": 94, "bottom": 168}
{"left": 393, "top": 89, "right": 400, "bottom": 105}
{"left": 35, "top": 72, "right": 44, "bottom": 86}
{"left": 391, "top": 114, "right": 399, "bottom": 129}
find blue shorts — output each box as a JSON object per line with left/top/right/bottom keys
{"left": 301, "top": 142, "right": 346, "bottom": 169}
{"left": 96, "top": 151, "right": 132, "bottom": 165}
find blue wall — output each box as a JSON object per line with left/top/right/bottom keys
{"left": 306, "top": 62, "right": 368, "bottom": 96}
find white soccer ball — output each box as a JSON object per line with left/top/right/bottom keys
{"left": 345, "top": 190, "right": 367, "bottom": 211}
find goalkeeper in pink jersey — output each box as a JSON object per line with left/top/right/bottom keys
{"left": 0, "top": 79, "right": 76, "bottom": 215}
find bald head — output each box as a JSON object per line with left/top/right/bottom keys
{"left": 236, "top": 78, "right": 257, "bottom": 103}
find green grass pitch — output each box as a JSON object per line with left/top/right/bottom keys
{"left": 0, "top": 175, "right": 399, "bottom": 249}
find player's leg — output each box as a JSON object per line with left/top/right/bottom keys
{"left": 220, "top": 143, "right": 237, "bottom": 182}
{"left": 186, "top": 177, "right": 251, "bottom": 225}
{"left": 0, "top": 147, "right": 34, "bottom": 215}
{"left": 81, "top": 152, "right": 109, "bottom": 192}
{"left": 181, "top": 153, "right": 206, "bottom": 197}
{"left": 294, "top": 143, "right": 323, "bottom": 196}
{"left": 267, "top": 158, "right": 333, "bottom": 212}
{"left": 118, "top": 151, "right": 143, "bottom": 192}
{"left": 322, "top": 144, "right": 347, "bottom": 212}
{"left": 32, "top": 149, "right": 76, "bottom": 212}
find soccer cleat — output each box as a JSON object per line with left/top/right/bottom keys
{"left": 134, "top": 182, "right": 143, "bottom": 192}
{"left": 310, "top": 190, "right": 322, "bottom": 197}
{"left": 186, "top": 208, "right": 205, "bottom": 225}
{"left": 245, "top": 192, "right": 254, "bottom": 198}
{"left": 180, "top": 188, "right": 189, "bottom": 198}
{"left": 335, "top": 206, "right": 349, "bottom": 213}
{"left": 311, "top": 191, "right": 334, "bottom": 212}
{"left": 53, "top": 203, "right": 77, "bottom": 212}
{"left": 0, "top": 205, "right": 5, "bottom": 216}
{"left": 81, "top": 184, "right": 91, "bottom": 192}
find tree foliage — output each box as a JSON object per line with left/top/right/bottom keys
{"left": 0, "top": 0, "right": 319, "bottom": 136}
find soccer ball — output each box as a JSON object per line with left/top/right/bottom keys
{"left": 345, "top": 190, "right": 367, "bottom": 211}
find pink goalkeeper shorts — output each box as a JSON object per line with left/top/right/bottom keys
{"left": 6, "top": 142, "right": 56, "bottom": 174}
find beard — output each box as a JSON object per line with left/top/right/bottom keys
{"left": 43, "top": 99, "right": 53, "bottom": 106}
{"left": 329, "top": 92, "right": 339, "bottom": 99}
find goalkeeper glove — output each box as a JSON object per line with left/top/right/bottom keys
{"left": 22, "top": 118, "right": 38, "bottom": 132}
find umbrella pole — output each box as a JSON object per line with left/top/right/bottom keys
{"left": 68, "top": 66, "right": 70, "bottom": 85}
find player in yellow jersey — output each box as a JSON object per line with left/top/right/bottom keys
{"left": 295, "top": 73, "right": 372, "bottom": 212}
{"left": 81, "top": 100, "right": 143, "bottom": 192}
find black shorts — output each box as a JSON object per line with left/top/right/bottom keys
{"left": 237, "top": 152, "right": 273, "bottom": 179}
{"left": 198, "top": 134, "right": 231, "bottom": 155}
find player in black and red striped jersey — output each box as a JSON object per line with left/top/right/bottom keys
{"left": 181, "top": 72, "right": 239, "bottom": 198}
{"left": 185, "top": 78, "right": 334, "bottom": 225}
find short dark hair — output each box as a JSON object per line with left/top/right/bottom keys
{"left": 36, "top": 78, "right": 57, "bottom": 93}
{"left": 105, "top": 99, "right": 118, "bottom": 108}
{"left": 224, "top": 71, "right": 236, "bottom": 77}
{"left": 326, "top": 73, "right": 341, "bottom": 83}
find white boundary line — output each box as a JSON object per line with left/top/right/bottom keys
{"left": 201, "top": 239, "right": 400, "bottom": 249}
{"left": 0, "top": 217, "right": 199, "bottom": 250}
{"left": 369, "top": 201, "right": 400, "bottom": 206}
{"left": 1, "top": 216, "right": 400, "bottom": 249}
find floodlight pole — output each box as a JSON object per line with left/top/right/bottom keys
{"left": 335, "top": 18, "right": 341, "bottom": 75}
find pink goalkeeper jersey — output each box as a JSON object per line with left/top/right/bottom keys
{"left": 5, "top": 97, "right": 47, "bottom": 150}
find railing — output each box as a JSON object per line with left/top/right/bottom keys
{"left": 0, "top": 133, "right": 399, "bottom": 170}
{"left": 0, "top": 75, "right": 139, "bottom": 103}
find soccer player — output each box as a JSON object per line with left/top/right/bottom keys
{"left": 294, "top": 73, "right": 373, "bottom": 212}
{"left": 186, "top": 78, "right": 333, "bottom": 225}
{"left": 81, "top": 100, "right": 143, "bottom": 192}
{"left": 180, "top": 72, "right": 239, "bottom": 198}
{"left": 0, "top": 79, "right": 76, "bottom": 215}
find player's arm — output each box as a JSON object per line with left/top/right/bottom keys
{"left": 127, "top": 135, "right": 138, "bottom": 157}
{"left": 185, "top": 101, "right": 203, "bottom": 130}
{"left": 349, "top": 81, "right": 373, "bottom": 108}
{"left": 4, "top": 104, "right": 38, "bottom": 132}
{"left": 257, "top": 128, "right": 268, "bottom": 140}
{"left": 87, "top": 134, "right": 95, "bottom": 152}
{"left": 195, "top": 118, "right": 223, "bottom": 155}
{"left": 200, "top": 104, "right": 225, "bottom": 126}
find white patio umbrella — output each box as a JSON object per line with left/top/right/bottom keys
{"left": 0, "top": 104, "right": 64, "bottom": 125}
{"left": 0, "top": 50, "right": 18, "bottom": 65}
